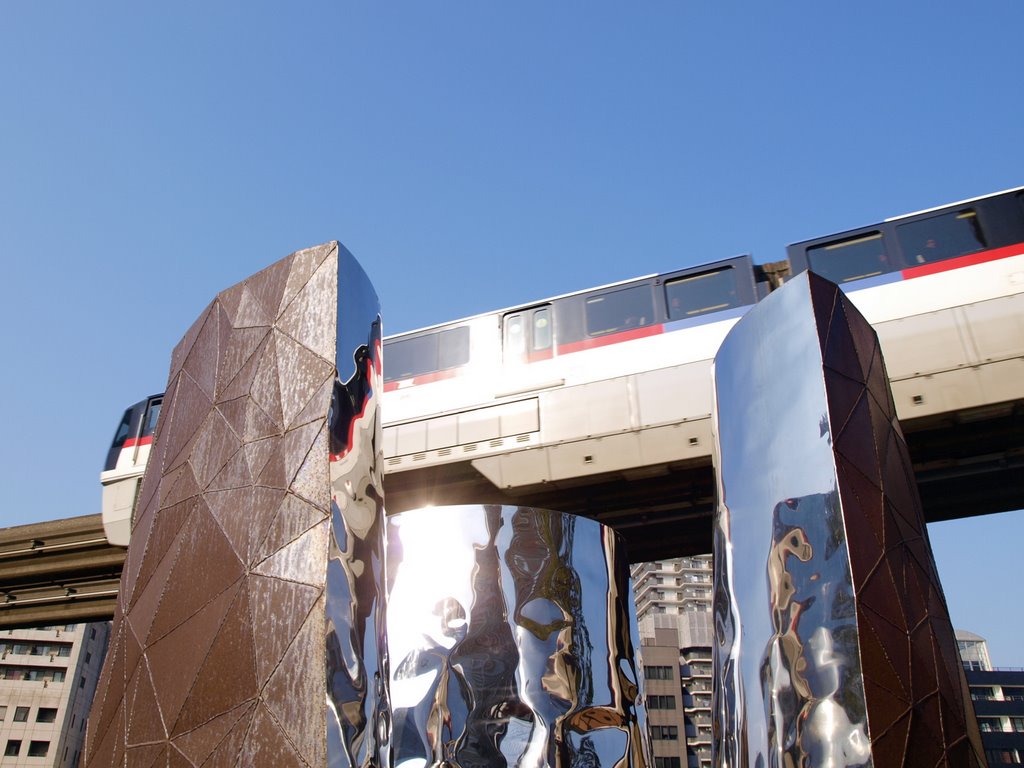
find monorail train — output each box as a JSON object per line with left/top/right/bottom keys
{"left": 101, "top": 186, "right": 1024, "bottom": 546}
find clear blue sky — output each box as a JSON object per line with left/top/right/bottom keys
{"left": 1, "top": 3, "right": 1021, "bottom": 664}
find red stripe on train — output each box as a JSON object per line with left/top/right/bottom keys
{"left": 901, "top": 243, "right": 1024, "bottom": 280}
{"left": 556, "top": 324, "right": 664, "bottom": 356}
{"left": 382, "top": 325, "right": 664, "bottom": 390}
{"left": 384, "top": 367, "right": 461, "bottom": 392}
{"left": 123, "top": 436, "right": 153, "bottom": 448}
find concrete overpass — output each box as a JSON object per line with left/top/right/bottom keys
{"left": 2, "top": 395, "right": 1021, "bottom": 629}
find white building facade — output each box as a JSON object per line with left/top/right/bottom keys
{"left": 0, "top": 623, "right": 109, "bottom": 767}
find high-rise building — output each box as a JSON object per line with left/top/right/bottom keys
{"left": 957, "top": 630, "right": 1024, "bottom": 765}
{"left": 958, "top": 628, "right": 995, "bottom": 672}
{"left": 0, "top": 623, "right": 109, "bottom": 767}
{"left": 632, "top": 557, "right": 714, "bottom": 768}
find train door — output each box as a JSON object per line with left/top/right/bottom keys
{"left": 503, "top": 305, "right": 554, "bottom": 364}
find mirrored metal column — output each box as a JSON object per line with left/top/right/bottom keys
{"left": 711, "top": 271, "right": 985, "bottom": 767}
{"left": 385, "top": 505, "right": 651, "bottom": 768}
{"left": 85, "top": 243, "right": 388, "bottom": 767}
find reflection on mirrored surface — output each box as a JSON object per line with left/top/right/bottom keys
{"left": 327, "top": 249, "right": 389, "bottom": 768}
{"left": 711, "top": 272, "right": 985, "bottom": 767}
{"left": 385, "top": 505, "right": 650, "bottom": 768}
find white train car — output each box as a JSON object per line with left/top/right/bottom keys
{"left": 786, "top": 186, "right": 1024, "bottom": 422}
{"left": 381, "top": 255, "right": 769, "bottom": 491}
{"left": 101, "top": 187, "right": 1024, "bottom": 545}
{"left": 100, "top": 395, "right": 162, "bottom": 546}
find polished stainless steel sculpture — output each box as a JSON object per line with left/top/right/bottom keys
{"left": 385, "top": 505, "right": 651, "bottom": 768}
{"left": 85, "top": 243, "right": 388, "bottom": 767}
{"left": 711, "top": 271, "right": 985, "bottom": 767}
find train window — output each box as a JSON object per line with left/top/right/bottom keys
{"left": 385, "top": 334, "right": 439, "bottom": 380}
{"left": 806, "top": 232, "right": 889, "bottom": 283}
{"left": 665, "top": 268, "right": 738, "bottom": 320}
{"left": 533, "top": 308, "right": 552, "bottom": 350}
{"left": 585, "top": 285, "right": 654, "bottom": 337}
{"left": 142, "top": 399, "right": 162, "bottom": 437}
{"left": 385, "top": 326, "right": 470, "bottom": 382}
{"left": 504, "top": 314, "right": 526, "bottom": 358}
{"left": 896, "top": 208, "right": 986, "bottom": 265}
{"left": 437, "top": 326, "right": 470, "bottom": 370}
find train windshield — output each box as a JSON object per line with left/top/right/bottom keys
{"left": 143, "top": 399, "right": 162, "bottom": 437}
{"left": 104, "top": 405, "right": 140, "bottom": 471}
{"left": 665, "top": 267, "right": 740, "bottom": 319}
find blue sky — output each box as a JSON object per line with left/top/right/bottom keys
{"left": 1, "top": 3, "right": 1021, "bottom": 663}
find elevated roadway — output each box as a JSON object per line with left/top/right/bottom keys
{"left": 0, "top": 515, "right": 125, "bottom": 629}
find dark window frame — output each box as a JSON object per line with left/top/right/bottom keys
{"left": 664, "top": 266, "right": 741, "bottom": 320}
{"left": 383, "top": 325, "right": 471, "bottom": 383}
{"left": 896, "top": 207, "right": 987, "bottom": 266}
{"left": 806, "top": 231, "right": 890, "bottom": 284}
{"left": 584, "top": 284, "right": 655, "bottom": 338}
{"left": 28, "top": 741, "right": 49, "bottom": 758}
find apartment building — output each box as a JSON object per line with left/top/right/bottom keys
{"left": 0, "top": 623, "right": 109, "bottom": 767}
{"left": 632, "top": 556, "right": 714, "bottom": 768}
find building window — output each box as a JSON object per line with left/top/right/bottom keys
{"left": 36, "top": 708, "right": 57, "bottom": 723}
{"left": 655, "top": 758, "right": 682, "bottom": 768}
{"left": 1012, "top": 717, "right": 1024, "bottom": 733}
{"left": 978, "top": 718, "right": 1003, "bottom": 733}
{"left": 651, "top": 725, "right": 678, "bottom": 740}
{"left": 13, "top": 706, "right": 29, "bottom": 722}
{"left": 644, "top": 665, "right": 673, "bottom": 681}
{"left": 4, "top": 740, "right": 21, "bottom": 757}
{"left": 648, "top": 695, "right": 677, "bottom": 710}
{"left": 28, "top": 741, "right": 49, "bottom": 758}
{"left": 0, "top": 705, "right": 6, "bottom": 721}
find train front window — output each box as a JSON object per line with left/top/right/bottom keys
{"left": 143, "top": 399, "right": 162, "bottom": 438}
{"left": 665, "top": 268, "right": 738, "bottom": 320}
{"left": 585, "top": 285, "right": 654, "bottom": 337}
{"left": 896, "top": 208, "right": 987, "bottom": 265}
{"left": 110, "top": 408, "right": 134, "bottom": 450}
{"left": 806, "top": 232, "right": 888, "bottom": 283}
